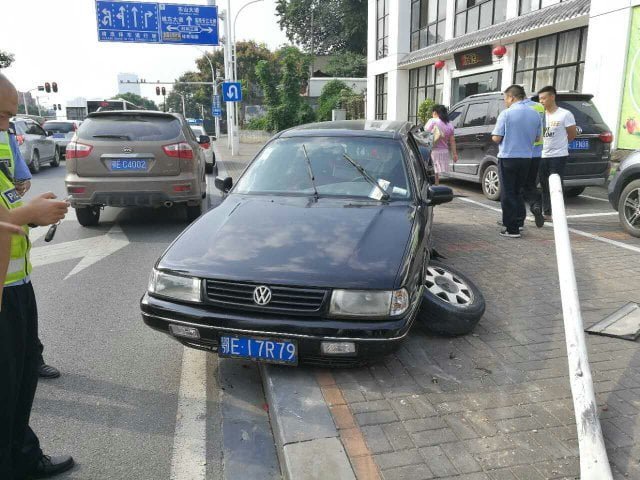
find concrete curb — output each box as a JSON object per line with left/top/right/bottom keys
{"left": 260, "top": 365, "right": 356, "bottom": 480}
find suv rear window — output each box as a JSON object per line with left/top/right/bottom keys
{"left": 43, "top": 122, "right": 75, "bottom": 133}
{"left": 557, "top": 99, "right": 604, "bottom": 126}
{"left": 77, "top": 115, "right": 182, "bottom": 141}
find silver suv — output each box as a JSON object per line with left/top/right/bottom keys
{"left": 65, "top": 111, "right": 208, "bottom": 226}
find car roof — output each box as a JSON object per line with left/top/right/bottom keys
{"left": 279, "top": 120, "right": 414, "bottom": 140}
{"left": 86, "top": 110, "right": 179, "bottom": 120}
{"left": 462, "top": 91, "right": 595, "bottom": 101}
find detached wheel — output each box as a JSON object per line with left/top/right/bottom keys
{"left": 75, "top": 206, "right": 100, "bottom": 227}
{"left": 618, "top": 179, "right": 640, "bottom": 238}
{"left": 564, "top": 186, "right": 585, "bottom": 198}
{"left": 418, "top": 261, "right": 485, "bottom": 336}
{"left": 481, "top": 164, "right": 500, "bottom": 201}
{"left": 29, "top": 150, "right": 41, "bottom": 174}
{"left": 186, "top": 202, "right": 202, "bottom": 223}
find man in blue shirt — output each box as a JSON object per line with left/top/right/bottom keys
{"left": 492, "top": 85, "right": 542, "bottom": 238}
{"left": 8, "top": 130, "right": 61, "bottom": 379}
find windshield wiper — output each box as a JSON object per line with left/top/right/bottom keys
{"left": 342, "top": 153, "right": 390, "bottom": 201}
{"left": 301, "top": 144, "right": 320, "bottom": 201}
{"left": 92, "top": 134, "right": 131, "bottom": 140}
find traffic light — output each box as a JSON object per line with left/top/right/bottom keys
{"left": 156, "top": 86, "right": 160, "bottom": 96}
{"left": 52, "top": 82, "right": 58, "bottom": 93}
{"left": 44, "top": 82, "right": 51, "bottom": 93}
{"left": 37, "top": 86, "right": 45, "bottom": 92}
{"left": 53, "top": 105, "right": 57, "bottom": 111}
{"left": 161, "top": 87, "right": 166, "bottom": 96}
{"left": 58, "top": 104, "right": 62, "bottom": 110}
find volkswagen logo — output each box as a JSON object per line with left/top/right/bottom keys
{"left": 122, "top": 146, "right": 133, "bottom": 153}
{"left": 253, "top": 285, "right": 272, "bottom": 305}
{"left": 576, "top": 126, "right": 583, "bottom": 135}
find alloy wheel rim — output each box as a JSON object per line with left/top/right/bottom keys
{"left": 623, "top": 188, "right": 640, "bottom": 229}
{"left": 485, "top": 170, "right": 499, "bottom": 196}
{"left": 425, "top": 266, "right": 473, "bottom": 306}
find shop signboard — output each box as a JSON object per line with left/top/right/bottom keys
{"left": 454, "top": 46, "right": 493, "bottom": 71}
{"left": 618, "top": 6, "right": 640, "bottom": 149}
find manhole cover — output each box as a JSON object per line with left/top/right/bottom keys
{"left": 585, "top": 302, "right": 640, "bottom": 341}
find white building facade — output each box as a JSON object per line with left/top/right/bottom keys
{"left": 367, "top": 0, "right": 640, "bottom": 149}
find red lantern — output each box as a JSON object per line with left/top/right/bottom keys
{"left": 434, "top": 60, "right": 445, "bottom": 70}
{"left": 492, "top": 45, "right": 507, "bottom": 58}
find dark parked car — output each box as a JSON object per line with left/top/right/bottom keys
{"left": 141, "top": 120, "right": 485, "bottom": 366}
{"left": 445, "top": 92, "right": 613, "bottom": 200}
{"left": 608, "top": 151, "right": 640, "bottom": 237}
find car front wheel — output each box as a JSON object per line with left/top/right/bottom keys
{"left": 481, "top": 164, "right": 500, "bottom": 201}
{"left": 618, "top": 179, "right": 640, "bottom": 238}
{"left": 417, "top": 261, "right": 485, "bottom": 336}
{"left": 29, "top": 150, "right": 40, "bottom": 174}
{"left": 50, "top": 148, "right": 61, "bottom": 167}
{"left": 75, "top": 206, "right": 100, "bottom": 227}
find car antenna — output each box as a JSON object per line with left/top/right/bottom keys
{"left": 301, "top": 144, "right": 320, "bottom": 202}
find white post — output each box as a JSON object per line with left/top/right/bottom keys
{"left": 221, "top": 8, "right": 232, "bottom": 151}
{"left": 205, "top": 0, "right": 221, "bottom": 139}
{"left": 22, "top": 92, "right": 29, "bottom": 115}
{"left": 549, "top": 174, "right": 613, "bottom": 480}
{"left": 181, "top": 94, "right": 186, "bottom": 118}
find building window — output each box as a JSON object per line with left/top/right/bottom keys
{"left": 376, "top": 74, "right": 388, "bottom": 120}
{"left": 520, "top": 0, "right": 563, "bottom": 15}
{"left": 514, "top": 27, "right": 588, "bottom": 93}
{"left": 408, "top": 65, "right": 444, "bottom": 124}
{"left": 455, "top": 0, "right": 506, "bottom": 37}
{"left": 410, "top": 0, "right": 446, "bottom": 51}
{"left": 376, "top": 0, "right": 390, "bottom": 59}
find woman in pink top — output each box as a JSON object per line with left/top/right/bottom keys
{"left": 424, "top": 105, "right": 458, "bottom": 185}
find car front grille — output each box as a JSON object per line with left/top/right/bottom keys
{"left": 205, "top": 279, "right": 328, "bottom": 314}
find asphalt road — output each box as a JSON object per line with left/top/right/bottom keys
{"left": 20, "top": 160, "right": 278, "bottom": 480}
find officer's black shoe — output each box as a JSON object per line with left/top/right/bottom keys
{"left": 28, "top": 454, "right": 74, "bottom": 478}
{"left": 38, "top": 364, "right": 61, "bottom": 379}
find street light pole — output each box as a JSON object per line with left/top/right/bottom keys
{"left": 222, "top": 3, "right": 236, "bottom": 155}
{"left": 22, "top": 92, "right": 29, "bottom": 115}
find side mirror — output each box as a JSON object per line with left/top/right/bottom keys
{"left": 215, "top": 176, "right": 233, "bottom": 193}
{"left": 198, "top": 135, "right": 210, "bottom": 144}
{"left": 46, "top": 130, "right": 53, "bottom": 137}
{"left": 426, "top": 185, "right": 453, "bottom": 206}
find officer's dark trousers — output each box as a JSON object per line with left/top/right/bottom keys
{"left": 540, "top": 156, "right": 568, "bottom": 215}
{"left": 0, "top": 283, "right": 43, "bottom": 479}
{"left": 499, "top": 158, "right": 531, "bottom": 234}
{"left": 517, "top": 157, "right": 542, "bottom": 226}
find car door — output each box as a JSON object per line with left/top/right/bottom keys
{"left": 26, "top": 121, "right": 54, "bottom": 160}
{"left": 447, "top": 104, "right": 467, "bottom": 176}
{"left": 454, "top": 102, "right": 490, "bottom": 176}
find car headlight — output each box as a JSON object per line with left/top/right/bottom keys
{"left": 148, "top": 269, "right": 202, "bottom": 303}
{"left": 330, "top": 288, "right": 409, "bottom": 318}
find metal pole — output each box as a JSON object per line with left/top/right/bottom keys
{"left": 549, "top": 173, "right": 612, "bottom": 480}
{"left": 35, "top": 95, "right": 42, "bottom": 117}
{"left": 195, "top": 42, "right": 220, "bottom": 138}
{"left": 181, "top": 94, "right": 186, "bottom": 118}
{"left": 22, "top": 92, "right": 29, "bottom": 115}
{"left": 223, "top": 2, "right": 235, "bottom": 155}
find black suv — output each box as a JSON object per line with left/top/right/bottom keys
{"left": 445, "top": 92, "right": 613, "bottom": 200}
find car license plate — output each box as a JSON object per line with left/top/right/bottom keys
{"left": 569, "top": 139, "right": 589, "bottom": 150}
{"left": 218, "top": 335, "right": 298, "bottom": 365}
{"left": 110, "top": 159, "right": 147, "bottom": 171}
{"left": 53, "top": 133, "right": 65, "bottom": 139}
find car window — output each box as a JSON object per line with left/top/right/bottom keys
{"left": 463, "top": 103, "right": 489, "bottom": 128}
{"left": 449, "top": 106, "right": 466, "bottom": 128}
{"left": 190, "top": 127, "right": 204, "bottom": 138}
{"left": 25, "top": 121, "right": 42, "bottom": 135}
{"left": 235, "top": 137, "right": 412, "bottom": 200}
{"left": 77, "top": 115, "right": 182, "bottom": 141}
{"left": 557, "top": 99, "right": 604, "bottom": 126}
{"left": 487, "top": 101, "right": 505, "bottom": 124}
{"left": 43, "top": 122, "right": 75, "bottom": 133}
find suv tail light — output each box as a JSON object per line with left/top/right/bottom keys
{"left": 66, "top": 141, "right": 93, "bottom": 159}
{"left": 599, "top": 132, "right": 613, "bottom": 143}
{"left": 163, "top": 142, "right": 194, "bottom": 159}
{"left": 16, "top": 135, "right": 24, "bottom": 146}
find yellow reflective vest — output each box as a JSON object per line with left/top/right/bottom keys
{"left": 0, "top": 131, "right": 32, "bottom": 284}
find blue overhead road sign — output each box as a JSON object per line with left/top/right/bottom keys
{"left": 222, "top": 82, "right": 242, "bottom": 102}
{"left": 96, "top": 1, "right": 219, "bottom": 46}
{"left": 159, "top": 4, "right": 218, "bottom": 45}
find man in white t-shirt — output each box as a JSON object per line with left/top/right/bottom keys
{"left": 538, "top": 85, "right": 577, "bottom": 218}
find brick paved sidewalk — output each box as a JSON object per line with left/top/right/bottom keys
{"left": 323, "top": 199, "right": 640, "bottom": 480}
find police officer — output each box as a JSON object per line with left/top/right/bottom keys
{"left": 0, "top": 73, "right": 74, "bottom": 479}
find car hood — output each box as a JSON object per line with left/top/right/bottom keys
{"left": 158, "top": 195, "right": 416, "bottom": 289}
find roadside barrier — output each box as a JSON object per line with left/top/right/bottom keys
{"left": 549, "top": 173, "right": 612, "bottom": 479}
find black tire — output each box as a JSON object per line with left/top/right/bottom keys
{"left": 417, "top": 261, "right": 486, "bottom": 336}
{"left": 205, "top": 163, "right": 214, "bottom": 174}
{"left": 75, "top": 206, "right": 100, "bottom": 227}
{"left": 564, "top": 186, "right": 585, "bottom": 198}
{"left": 29, "top": 150, "right": 40, "bottom": 174}
{"left": 618, "top": 179, "right": 640, "bottom": 238}
{"left": 186, "top": 202, "right": 202, "bottom": 223}
{"left": 50, "top": 148, "right": 60, "bottom": 167}
{"left": 481, "top": 164, "right": 500, "bottom": 201}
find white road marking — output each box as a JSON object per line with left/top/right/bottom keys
{"left": 579, "top": 194, "right": 610, "bottom": 203}
{"left": 30, "top": 224, "right": 129, "bottom": 279}
{"left": 456, "top": 197, "right": 640, "bottom": 255}
{"left": 170, "top": 347, "right": 208, "bottom": 480}
{"left": 565, "top": 212, "right": 618, "bottom": 219}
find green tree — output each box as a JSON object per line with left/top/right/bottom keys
{"left": 275, "top": 0, "right": 367, "bottom": 55}
{"left": 0, "top": 50, "right": 14, "bottom": 69}
{"left": 317, "top": 79, "right": 349, "bottom": 121}
{"left": 112, "top": 92, "right": 158, "bottom": 111}
{"left": 418, "top": 98, "right": 436, "bottom": 125}
{"left": 324, "top": 52, "right": 366, "bottom": 77}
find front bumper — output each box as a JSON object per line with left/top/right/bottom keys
{"left": 140, "top": 292, "right": 419, "bottom": 365}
